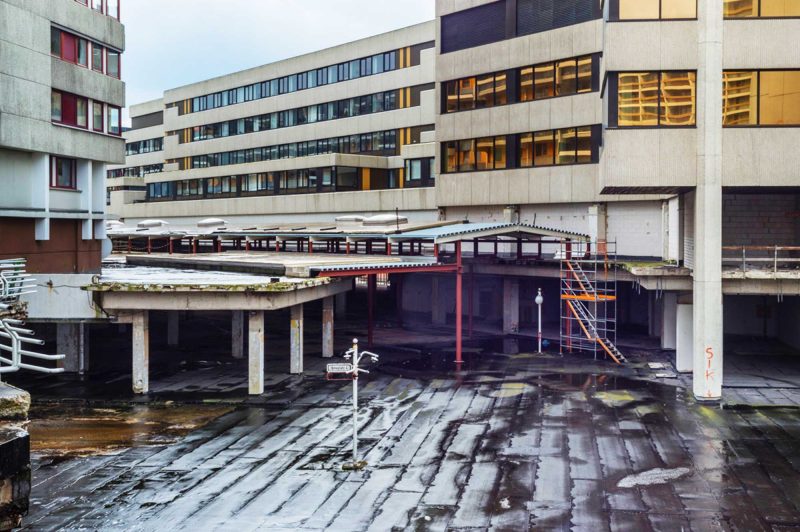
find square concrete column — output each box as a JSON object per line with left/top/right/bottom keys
{"left": 290, "top": 304, "right": 304, "bottom": 374}
{"left": 167, "top": 312, "right": 179, "bottom": 347}
{"left": 661, "top": 293, "right": 678, "bottom": 350}
{"left": 503, "top": 278, "right": 520, "bottom": 334}
{"left": 676, "top": 302, "right": 693, "bottom": 373}
{"left": 132, "top": 311, "right": 149, "bottom": 394}
{"left": 232, "top": 310, "right": 245, "bottom": 359}
{"left": 322, "top": 297, "right": 334, "bottom": 358}
{"left": 56, "top": 322, "right": 88, "bottom": 374}
{"left": 248, "top": 311, "right": 264, "bottom": 395}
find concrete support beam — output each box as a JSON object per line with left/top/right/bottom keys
{"left": 132, "top": 311, "right": 149, "bottom": 394}
{"left": 503, "top": 278, "right": 520, "bottom": 334}
{"left": 676, "top": 303, "right": 693, "bottom": 373}
{"left": 167, "top": 312, "right": 179, "bottom": 347}
{"left": 248, "top": 311, "right": 264, "bottom": 395}
{"left": 322, "top": 297, "right": 334, "bottom": 358}
{"left": 232, "top": 310, "right": 244, "bottom": 359}
{"left": 56, "top": 323, "right": 88, "bottom": 374}
{"left": 335, "top": 292, "right": 347, "bottom": 319}
{"left": 290, "top": 304, "right": 304, "bottom": 374}
{"left": 693, "top": 0, "right": 724, "bottom": 400}
{"left": 661, "top": 293, "right": 678, "bottom": 350}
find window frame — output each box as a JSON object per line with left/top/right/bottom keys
{"left": 107, "top": 105, "right": 121, "bottom": 136}
{"left": 723, "top": 69, "right": 800, "bottom": 127}
{"left": 610, "top": 70, "right": 698, "bottom": 128}
{"left": 106, "top": 48, "right": 121, "bottom": 79}
{"left": 724, "top": 0, "right": 800, "bottom": 18}
{"left": 610, "top": 0, "right": 698, "bottom": 21}
{"left": 50, "top": 156, "right": 77, "bottom": 190}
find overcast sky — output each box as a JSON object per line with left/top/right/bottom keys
{"left": 121, "top": 0, "right": 435, "bottom": 124}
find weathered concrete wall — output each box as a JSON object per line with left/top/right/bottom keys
{"left": 0, "top": 384, "right": 31, "bottom": 530}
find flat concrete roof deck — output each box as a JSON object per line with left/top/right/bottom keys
{"left": 124, "top": 252, "right": 443, "bottom": 278}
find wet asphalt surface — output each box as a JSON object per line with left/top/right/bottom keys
{"left": 15, "top": 345, "right": 800, "bottom": 532}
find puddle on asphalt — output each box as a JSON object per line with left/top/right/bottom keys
{"left": 28, "top": 403, "right": 233, "bottom": 457}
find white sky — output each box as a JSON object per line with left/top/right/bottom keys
{"left": 121, "top": 0, "right": 435, "bottom": 124}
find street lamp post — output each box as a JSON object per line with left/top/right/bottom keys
{"left": 535, "top": 288, "right": 544, "bottom": 353}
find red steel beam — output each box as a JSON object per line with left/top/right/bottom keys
{"left": 322, "top": 264, "right": 457, "bottom": 277}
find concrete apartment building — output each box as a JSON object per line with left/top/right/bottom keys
{"left": 106, "top": 0, "right": 800, "bottom": 400}
{"left": 108, "top": 22, "right": 437, "bottom": 226}
{"left": 0, "top": 0, "right": 125, "bottom": 368}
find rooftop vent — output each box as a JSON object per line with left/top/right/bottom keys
{"left": 362, "top": 214, "right": 409, "bottom": 227}
{"left": 137, "top": 219, "right": 169, "bottom": 228}
{"left": 197, "top": 218, "right": 229, "bottom": 228}
{"left": 335, "top": 215, "right": 366, "bottom": 223}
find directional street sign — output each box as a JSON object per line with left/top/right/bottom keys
{"left": 326, "top": 363, "right": 353, "bottom": 373}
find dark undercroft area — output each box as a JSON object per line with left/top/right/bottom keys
{"left": 12, "top": 349, "right": 800, "bottom": 531}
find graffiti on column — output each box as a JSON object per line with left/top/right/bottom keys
{"left": 704, "top": 347, "right": 715, "bottom": 398}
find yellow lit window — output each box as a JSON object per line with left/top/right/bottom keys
{"left": 494, "top": 136, "right": 507, "bottom": 169}
{"left": 577, "top": 56, "right": 593, "bottom": 93}
{"left": 660, "top": 71, "right": 696, "bottom": 126}
{"left": 576, "top": 127, "right": 593, "bottom": 163}
{"left": 556, "top": 128, "right": 577, "bottom": 165}
{"left": 760, "top": 0, "right": 800, "bottom": 16}
{"left": 619, "top": 0, "right": 659, "bottom": 19}
{"left": 661, "top": 0, "right": 697, "bottom": 18}
{"left": 458, "top": 139, "right": 476, "bottom": 171}
{"left": 476, "top": 137, "right": 494, "bottom": 170}
{"left": 618, "top": 72, "right": 659, "bottom": 126}
{"left": 458, "top": 78, "right": 476, "bottom": 111}
{"left": 520, "top": 67, "right": 534, "bottom": 102}
{"left": 760, "top": 70, "right": 800, "bottom": 125}
{"left": 476, "top": 75, "right": 495, "bottom": 109}
{"left": 520, "top": 133, "right": 534, "bottom": 167}
{"left": 556, "top": 59, "right": 577, "bottom": 96}
{"left": 534, "top": 131, "right": 555, "bottom": 166}
{"left": 724, "top": 0, "right": 757, "bottom": 16}
{"left": 723, "top": 71, "right": 758, "bottom": 126}
{"left": 535, "top": 64, "right": 555, "bottom": 99}
{"left": 495, "top": 73, "right": 508, "bottom": 106}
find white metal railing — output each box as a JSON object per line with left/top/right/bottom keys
{"left": 0, "top": 259, "right": 64, "bottom": 375}
{"left": 721, "top": 246, "right": 800, "bottom": 274}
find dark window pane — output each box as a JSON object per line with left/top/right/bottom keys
{"left": 534, "top": 130, "right": 555, "bottom": 166}
{"left": 476, "top": 137, "right": 494, "bottom": 170}
{"left": 577, "top": 56, "right": 592, "bottom": 93}
{"left": 535, "top": 64, "right": 555, "bottom": 99}
{"left": 459, "top": 78, "right": 476, "bottom": 110}
{"left": 494, "top": 136, "right": 507, "bottom": 169}
{"left": 495, "top": 73, "right": 508, "bottom": 105}
{"left": 476, "top": 74, "right": 495, "bottom": 108}
{"left": 520, "top": 133, "right": 534, "bottom": 167}
{"left": 556, "top": 59, "right": 577, "bottom": 95}
{"left": 458, "top": 139, "right": 476, "bottom": 171}
{"left": 520, "top": 67, "right": 535, "bottom": 102}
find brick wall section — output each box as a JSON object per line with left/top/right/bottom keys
{"left": 722, "top": 194, "right": 800, "bottom": 247}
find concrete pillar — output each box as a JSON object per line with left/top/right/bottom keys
{"left": 322, "top": 297, "right": 334, "bottom": 358}
{"left": 693, "top": 0, "right": 724, "bottom": 400}
{"left": 248, "top": 311, "right": 264, "bottom": 395}
{"left": 676, "top": 303, "right": 693, "bottom": 373}
{"left": 661, "top": 293, "right": 678, "bottom": 350}
{"left": 503, "top": 278, "right": 520, "bottom": 334}
{"left": 648, "top": 292, "right": 663, "bottom": 338}
{"left": 167, "top": 312, "right": 179, "bottom": 347}
{"left": 132, "top": 311, "right": 149, "bottom": 394}
{"left": 335, "top": 292, "right": 347, "bottom": 319}
{"left": 431, "top": 277, "right": 446, "bottom": 325}
{"left": 232, "top": 310, "right": 244, "bottom": 359}
{"left": 290, "top": 304, "right": 304, "bottom": 374}
{"left": 56, "top": 322, "right": 88, "bottom": 373}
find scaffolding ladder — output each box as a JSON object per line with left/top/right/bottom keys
{"left": 560, "top": 241, "right": 624, "bottom": 364}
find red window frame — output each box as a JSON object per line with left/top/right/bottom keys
{"left": 52, "top": 90, "right": 89, "bottom": 129}
{"left": 91, "top": 0, "right": 103, "bottom": 13}
{"left": 106, "top": 0, "right": 120, "bottom": 19}
{"left": 107, "top": 105, "right": 121, "bottom": 136}
{"left": 106, "top": 48, "right": 121, "bottom": 79}
{"left": 92, "top": 101, "right": 104, "bottom": 132}
{"left": 50, "top": 156, "right": 77, "bottom": 190}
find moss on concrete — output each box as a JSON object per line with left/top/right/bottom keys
{"left": 0, "top": 386, "right": 31, "bottom": 421}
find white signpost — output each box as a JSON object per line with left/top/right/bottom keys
{"left": 326, "top": 338, "right": 379, "bottom": 470}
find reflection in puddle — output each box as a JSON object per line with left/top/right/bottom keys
{"left": 28, "top": 404, "right": 233, "bottom": 457}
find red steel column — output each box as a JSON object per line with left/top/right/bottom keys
{"left": 396, "top": 275, "right": 404, "bottom": 328}
{"left": 386, "top": 241, "right": 392, "bottom": 256}
{"left": 346, "top": 241, "right": 351, "bottom": 254}
{"left": 169, "top": 238, "right": 174, "bottom": 255}
{"left": 147, "top": 237, "right": 152, "bottom": 254}
{"left": 368, "top": 274, "right": 376, "bottom": 348}
{"left": 456, "top": 241, "right": 463, "bottom": 366}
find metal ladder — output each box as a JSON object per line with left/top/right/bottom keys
{"left": 0, "top": 259, "right": 65, "bottom": 375}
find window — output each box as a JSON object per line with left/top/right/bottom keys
{"left": 51, "top": 90, "right": 88, "bottom": 128}
{"left": 443, "top": 72, "right": 508, "bottom": 112}
{"left": 516, "top": 55, "right": 595, "bottom": 104}
{"left": 556, "top": 59, "right": 577, "bottom": 96}
{"left": 106, "top": 0, "right": 119, "bottom": 18}
{"left": 476, "top": 137, "right": 494, "bottom": 170}
{"left": 50, "top": 27, "right": 61, "bottom": 56}
{"left": 723, "top": 71, "right": 758, "bottom": 125}
{"left": 556, "top": 128, "right": 577, "bottom": 165}
{"left": 458, "top": 139, "right": 476, "bottom": 171}
{"left": 51, "top": 157, "right": 76, "bottom": 189}
{"left": 91, "top": 104, "right": 106, "bottom": 132}
{"left": 615, "top": 71, "right": 695, "bottom": 127}
{"left": 727, "top": 70, "right": 800, "bottom": 126}
{"left": 535, "top": 64, "right": 556, "bottom": 99}
{"left": 520, "top": 68, "right": 534, "bottom": 102}
{"left": 520, "top": 133, "right": 534, "bottom": 166}
{"left": 616, "top": 0, "right": 696, "bottom": 19}
{"left": 534, "top": 131, "right": 555, "bottom": 166}
{"left": 441, "top": 1, "right": 507, "bottom": 54}
{"left": 92, "top": 44, "right": 103, "bottom": 72}
{"left": 108, "top": 105, "right": 121, "bottom": 135}
{"left": 577, "top": 56, "right": 592, "bottom": 93}
{"left": 517, "top": 0, "right": 602, "bottom": 37}
{"left": 106, "top": 50, "right": 120, "bottom": 78}
{"left": 725, "top": 0, "right": 800, "bottom": 16}
{"left": 408, "top": 159, "right": 422, "bottom": 180}
{"left": 77, "top": 38, "right": 88, "bottom": 67}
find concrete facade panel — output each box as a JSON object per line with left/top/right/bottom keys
{"left": 605, "top": 21, "right": 698, "bottom": 71}
{"left": 722, "top": 129, "right": 800, "bottom": 187}
{"left": 724, "top": 20, "right": 800, "bottom": 69}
